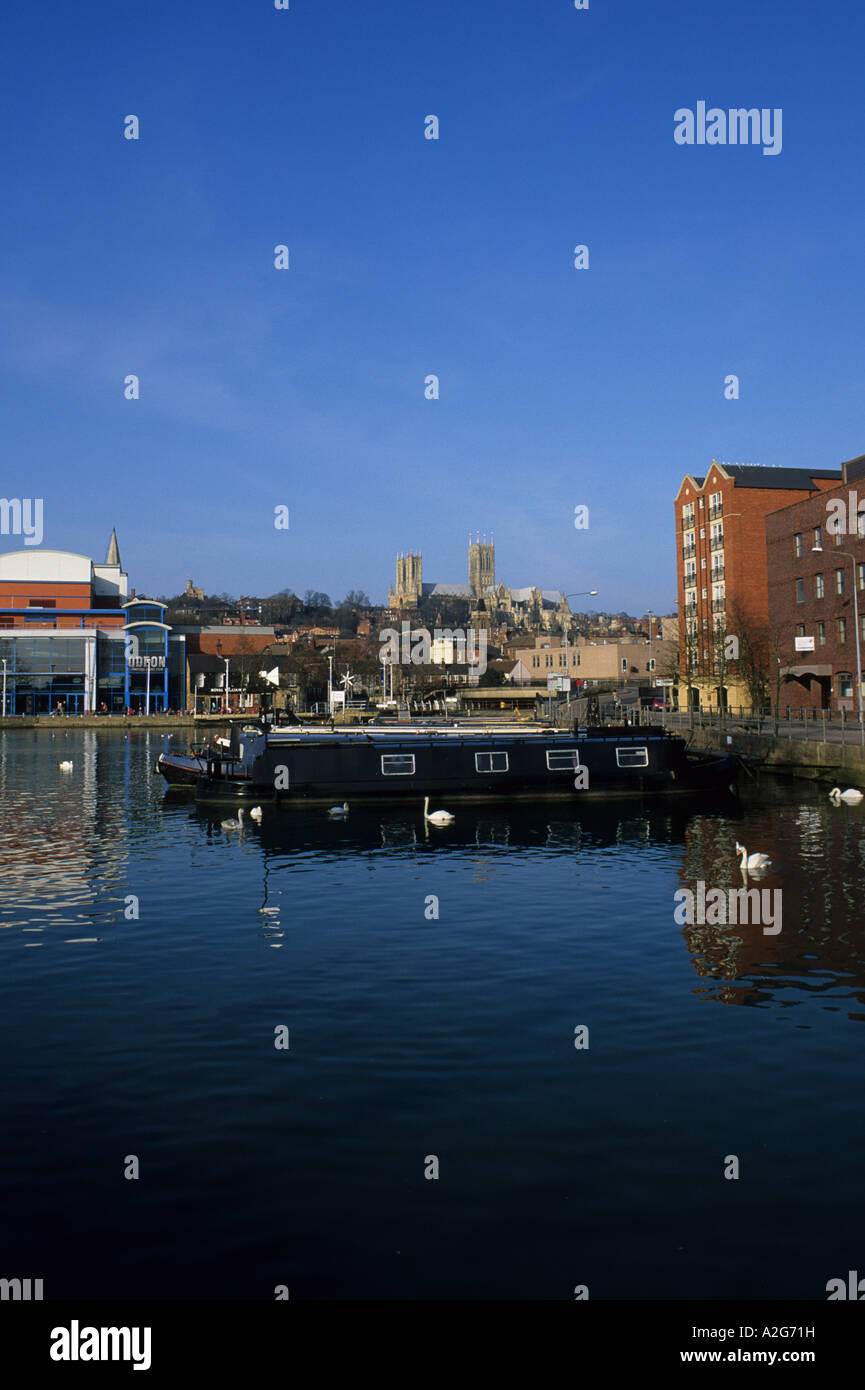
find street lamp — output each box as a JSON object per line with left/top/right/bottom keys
{"left": 216, "top": 639, "right": 229, "bottom": 714}
{"left": 561, "top": 588, "right": 599, "bottom": 715}
{"left": 813, "top": 542, "right": 863, "bottom": 739}
{"left": 1, "top": 657, "right": 6, "bottom": 717}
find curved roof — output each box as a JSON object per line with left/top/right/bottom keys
{"left": 0, "top": 550, "right": 93, "bottom": 582}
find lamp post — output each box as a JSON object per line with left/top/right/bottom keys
{"left": 561, "top": 588, "right": 599, "bottom": 718}
{"left": 1, "top": 657, "right": 6, "bottom": 717}
{"left": 813, "top": 542, "right": 863, "bottom": 741}
{"left": 216, "top": 640, "right": 229, "bottom": 714}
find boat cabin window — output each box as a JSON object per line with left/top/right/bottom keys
{"left": 381, "top": 754, "right": 415, "bottom": 775}
{"left": 615, "top": 747, "right": 649, "bottom": 768}
{"left": 546, "top": 750, "right": 579, "bottom": 771}
{"left": 475, "top": 752, "right": 508, "bottom": 773}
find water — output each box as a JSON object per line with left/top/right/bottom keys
{"left": 1, "top": 728, "right": 863, "bottom": 1301}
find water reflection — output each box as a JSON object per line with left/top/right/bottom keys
{"left": 1, "top": 730, "right": 863, "bottom": 1022}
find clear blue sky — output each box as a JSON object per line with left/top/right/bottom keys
{"left": 2, "top": 0, "right": 864, "bottom": 613}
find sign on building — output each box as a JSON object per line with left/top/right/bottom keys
{"left": 794, "top": 637, "right": 815, "bottom": 652}
{"left": 127, "top": 655, "right": 166, "bottom": 670}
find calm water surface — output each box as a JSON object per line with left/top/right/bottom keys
{"left": 1, "top": 729, "right": 863, "bottom": 1300}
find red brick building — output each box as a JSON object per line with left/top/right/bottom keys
{"left": 766, "top": 454, "right": 865, "bottom": 712}
{"left": 674, "top": 461, "right": 841, "bottom": 707}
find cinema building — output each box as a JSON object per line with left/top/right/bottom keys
{"left": 0, "top": 534, "right": 186, "bottom": 714}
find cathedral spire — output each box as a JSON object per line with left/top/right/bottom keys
{"left": 106, "top": 528, "right": 121, "bottom": 568}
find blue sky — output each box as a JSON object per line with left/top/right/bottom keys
{"left": 2, "top": 0, "right": 864, "bottom": 612}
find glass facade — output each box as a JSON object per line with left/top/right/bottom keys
{"left": 0, "top": 607, "right": 184, "bottom": 715}
{"left": 0, "top": 635, "right": 89, "bottom": 714}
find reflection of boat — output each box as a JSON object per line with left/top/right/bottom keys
{"left": 156, "top": 721, "right": 739, "bottom": 806}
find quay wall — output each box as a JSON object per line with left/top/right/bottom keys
{"left": 689, "top": 726, "right": 865, "bottom": 788}
{"left": 0, "top": 713, "right": 370, "bottom": 731}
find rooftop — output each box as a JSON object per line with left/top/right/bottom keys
{"left": 722, "top": 464, "right": 842, "bottom": 490}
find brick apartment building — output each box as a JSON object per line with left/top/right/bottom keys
{"left": 766, "top": 454, "right": 865, "bottom": 712}
{"left": 674, "top": 461, "right": 842, "bottom": 708}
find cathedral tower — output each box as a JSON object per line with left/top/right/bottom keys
{"left": 468, "top": 533, "right": 495, "bottom": 597}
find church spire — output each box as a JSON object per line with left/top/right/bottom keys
{"left": 106, "top": 528, "right": 121, "bottom": 568}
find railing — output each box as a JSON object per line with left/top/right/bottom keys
{"left": 708, "top": 504, "right": 723, "bottom": 519}
{"left": 710, "top": 565, "right": 724, "bottom": 580}
{"left": 682, "top": 544, "right": 696, "bottom": 560}
{"left": 710, "top": 599, "right": 726, "bottom": 613}
{"left": 709, "top": 535, "right": 724, "bottom": 551}
{"left": 637, "top": 703, "right": 865, "bottom": 747}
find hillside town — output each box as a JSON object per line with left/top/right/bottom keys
{"left": 1, "top": 452, "right": 863, "bottom": 717}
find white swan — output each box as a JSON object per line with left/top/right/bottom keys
{"left": 829, "top": 787, "right": 864, "bottom": 804}
{"left": 424, "top": 796, "right": 454, "bottom": 826}
{"left": 221, "top": 808, "right": 245, "bottom": 831}
{"left": 328, "top": 802, "right": 349, "bottom": 818}
{"left": 249, "top": 806, "right": 263, "bottom": 820}
{"left": 59, "top": 761, "right": 73, "bottom": 771}
{"left": 735, "top": 841, "right": 771, "bottom": 870}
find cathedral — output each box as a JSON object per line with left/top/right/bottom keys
{"left": 387, "top": 535, "right": 571, "bottom": 632}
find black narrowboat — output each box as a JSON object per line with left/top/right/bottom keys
{"left": 155, "top": 721, "right": 738, "bottom": 805}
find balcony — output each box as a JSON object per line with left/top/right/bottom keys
{"left": 709, "top": 534, "right": 724, "bottom": 551}
{"left": 682, "top": 544, "right": 696, "bottom": 560}
{"left": 709, "top": 503, "right": 723, "bottom": 520}
{"left": 711, "top": 598, "right": 726, "bottom": 613}
{"left": 710, "top": 565, "right": 725, "bottom": 580}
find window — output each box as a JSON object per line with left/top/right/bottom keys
{"left": 546, "top": 750, "right": 579, "bottom": 771}
{"left": 647, "top": 658, "right": 655, "bottom": 672}
{"left": 838, "top": 617, "right": 847, "bottom": 644}
{"left": 700, "top": 557, "right": 706, "bottom": 569}
{"left": 817, "top": 620, "right": 826, "bottom": 646}
{"left": 834, "top": 528, "right": 843, "bottom": 547}
{"left": 621, "top": 658, "right": 628, "bottom": 672}
{"left": 859, "top": 563, "right": 865, "bottom": 592}
{"left": 813, "top": 526, "right": 822, "bottom": 549}
{"left": 795, "top": 578, "right": 804, "bottom": 603}
{"left": 835, "top": 568, "right": 845, "bottom": 596}
{"left": 797, "top": 624, "right": 806, "bottom": 638}
{"left": 381, "top": 754, "right": 415, "bottom": 775}
{"left": 839, "top": 673, "right": 853, "bottom": 699}
{"left": 701, "top": 587, "right": 707, "bottom": 599}
{"left": 28, "top": 599, "right": 56, "bottom": 608}
{"left": 815, "top": 574, "right": 824, "bottom": 599}
{"left": 475, "top": 752, "right": 508, "bottom": 773}
{"left": 793, "top": 533, "right": 803, "bottom": 558}
{"left": 616, "top": 747, "right": 649, "bottom": 768}
{"left": 858, "top": 511, "right": 865, "bottom": 540}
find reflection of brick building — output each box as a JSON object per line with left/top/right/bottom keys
{"left": 766, "top": 454, "right": 865, "bottom": 711}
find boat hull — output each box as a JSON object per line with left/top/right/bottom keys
{"left": 171, "top": 725, "right": 739, "bottom": 805}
